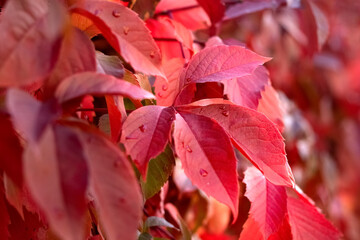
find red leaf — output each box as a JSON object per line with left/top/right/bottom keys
{"left": 196, "top": 0, "right": 225, "bottom": 24}
{"left": 178, "top": 101, "right": 294, "bottom": 187}
{"left": 173, "top": 111, "right": 239, "bottom": 219}
{"left": 71, "top": 1, "right": 164, "bottom": 76}
{"left": 287, "top": 194, "right": 341, "bottom": 240}
{"left": 243, "top": 167, "right": 287, "bottom": 239}
{"left": 121, "top": 106, "right": 176, "bottom": 178}
{"left": 257, "top": 85, "right": 285, "bottom": 132}
{"left": 105, "top": 96, "right": 123, "bottom": 143}
{"left": 180, "top": 45, "right": 270, "bottom": 86}
{"left": 24, "top": 125, "right": 88, "bottom": 240}
{"left": 74, "top": 125, "right": 143, "bottom": 240}
{"left": 225, "top": 0, "right": 285, "bottom": 21}
{"left": 154, "top": 58, "right": 185, "bottom": 106}
{"left": 223, "top": 66, "right": 269, "bottom": 109}
{"left": 55, "top": 72, "right": 155, "bottom": 103}
{"left": 0, "top": 114, "right": 23, "bottom": 186}
{"left": 155, "top": 0, "right": 210, "bottom": 30}
{"left": 45, "top": 27, "right": 97, "bottom": 97}
{"left": 239, "top": 216, "right": 264, "bottom": 240}
{"left": 6, "top": 89, "right": 60, "bottom": 143}
{"left": 0, "top": 0, "right": 65, "bottom": 88}
{"left": 0, "top": 181, "right": 10, "bottom": 239}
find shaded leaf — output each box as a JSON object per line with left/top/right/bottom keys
{"left": 55, "top": 72, "right": 155, "bottom": 103}
{"left": 6, "top": 89, "right": 60, "bottom": 143}
{"left": 24, "top": 124, "right": 88, "bottom": 240}
{"left": 196, "top": 0, "right": 225, "bottom": 24}
{"left": 74, "top": 125, "right": 142, "bottom": 240}
{"left": 144, "top": 216, "right": 178, "bottom": 231}
{"left": 72, "top": 0, "right": 164, "bottom": 76}
{"left": 223, "top": 66, "right": 269, "bottom": 109}
{"left": 141, "top": 145, "right": 175, "bottom": 200}
{"left": 121, "top": 106, "right": 175, "bottom": 177}
{"left": 0, "top": 0, "right": 65, "bottom": 87}
{"left": 45, "top": 27, "right": 97, "bottom": 97}
{"left": 173, "top": 111, "right": 239, "bottom": 219}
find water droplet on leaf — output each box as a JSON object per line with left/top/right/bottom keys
{"left": 219, "top": 106, "right": 226, "bottom": 110}
{"left": 221, "top": 110, "right": 229, "bottom": 117}
{"left": 125, "top": 136, "right": 137, "bottom": 140}
{"left": 186, "top": 78, "right": 191, "bottom": 83}
{"left": 113, "top": 160, "right": 121, "bottom": 168}
{"left": 119, "top": 197, "right": 126, "bottom": 204}
{"left": 150, "top": 51, "right": 155, "bottom": 58}
{"left": 112, "top": 9, "right": 121, "bottom": 18}
{"left": 186, "top": 145, "right": 192, "bottom": 153}
{"left": 139, "top": 124, "right": 146, "bottom": 132}
{"left": 162, "top": 84, "right": 168, "bottom": 91}
{"left": 94, "top": 9, "right": 102, "bottom": 15}
{"left": 199, "top": 168, "right": 208, "bottom": 177}
{"left": 123, "top": 26, "right": 129, "bottom": 35}
{"left": 157, "top": 92, "right": 163, "bottom": 98}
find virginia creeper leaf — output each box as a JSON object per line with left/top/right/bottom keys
{"left": 0, "top": 182, "right": 9, "bottom": 239}
{"left": 180, "top": 45, "right": 270, "bottom": 86}
{"left": 287, "top": 193, "right": 341, "bottom": 240}
{"left": 0, "top": 0, "right": 65, "bottom": 88}
{"left": 141, "top": 145, "right": 175, "bottom": 200}
{"left": 55, "top": 72, "right": 155, "bottom": 103}
{"left": 154, "top": 58, "right": 184, "bottom": 106}
{"left": 24, "top": 125, "right": 88, "bottom": 240}
{"left": 74, "top": 126, "right": 142, "bottom": 240}
{"left": 173, "top": 111, "right": 239, "bottom": 219}
{"left": 6, "top": 89, "right": 61, "bottom": 143}
{"left": 257, "top": 85, "right": 285, "bottom": 132}
{"left": 121, "top": 106, "right": 176, "bottom": 178}
{"left": 223, "top": 66, "right": 269, "bottom": 109}
{"left": 244, "top": 167, "right": 287, "bottom": 239}
{"left": 72, "top": 0, "right": 164, "bottom": 76}
{"left": 45, "top": 27, "right": 97, "bottom": 97}
{"left": 178, "top": 101, "right": 295, "bottom": 187}
{"left": 0, "top": 114, "right": 23, "bottom": 186}
{"left": 196, "top": 0, "right": 225, "bottom": 24}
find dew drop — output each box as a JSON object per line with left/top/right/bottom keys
{"left": 119, "top": 197, "right": 126, "bottom": 204}
{"left": 162, "top": 84, "right": 168, "bottom": 91}
{"left": 186, "top": 78, "right": 191, "bottom": 83}
{"left": 169, "top": 116, "right": 175, "bottom": 122}
{"left": 123, "top": 26, "right": 130, "bottom": 35}
{"left": 199, "top": 168, "right": 208, "bottom": 177}
{"left": 113, "top": 160, "right": 121, "bottom": 168}
{"left": 112, "top": 9, "right": 121, "bottom": 18}
{"left": 186, "top": 145, "right": 192, "bottom": 153}
{"left": 150, "top": 51, "right": 155, "bottom": 58}
{"left": 139, "top": 124, "right": 146, "bottom": 132}
{"left": 221, "top": 110, "right": 229, "bottom": 117}
{"left": 219, "top": 106, "right": 226, "bottom": 110}
{"left": 157, "top": 92, "right": 163, "bottom": 98}
{"left": 125, "top": 135, "right": 137, "bottom": 140}
{"left": 181, "top": 142, "right": 185, "bottom": 148}
{"left": 94, "top": 9, "right": 102, "bottom": 16}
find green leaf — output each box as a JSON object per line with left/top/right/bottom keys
{"left": 141, "top": 145, "right": 175, "bottom": 199}
{"left": 143, "top": 216, "right": 178, "bottom": 232}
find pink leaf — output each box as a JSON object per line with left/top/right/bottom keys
{"left": 6, "top": 89, "right": 61, "bottom": 143}
{"left": 45, "top": 27, "right": 97, "bottom": 97}
{"left": 223, "top": 66, "right": 270, "bottom": 109}
{"left": 55, "top": 72, "right": 155, "bottom": 103}
{"left": 177, "top": 102, "right": 295, "bottom": 187}
{"left": 239, "top": 216, "right": 264, "bottom": 240}
{"left": 0, "top": 0, "right": 65, "bottom": 88}
{"left": 244, "top": 167, "right": 287, "bottom": 239}
{"left": 155, "top": 0, "right": 210, "bottom": 30}
{"left": 71, "top": 1, "right": 164, "bottom": 76}
{"left": 287, "top": 194, "right": 341, "bottom": 240}
{"left": 225, "top": 0, "right": 285, "bottom": 20}
{"left": 74, "top": 125, "right": 142, "bottom": 240}
{"left": 154, "top": 58, "right": 185, "bottom": 106}
{"left": 24, "top": 125, "right": 88, "bottom": 240}
{"left": 257, "top": 85, "right": 285, "bottom": 132}
{"left": 181, "top": 45, "right": 270, "bottom": 86}
{"left": 173, "top": 111, "right": 239, "bottom": 219}
{"left": 121, "top": 106, "right": 176, "bottom": 178}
